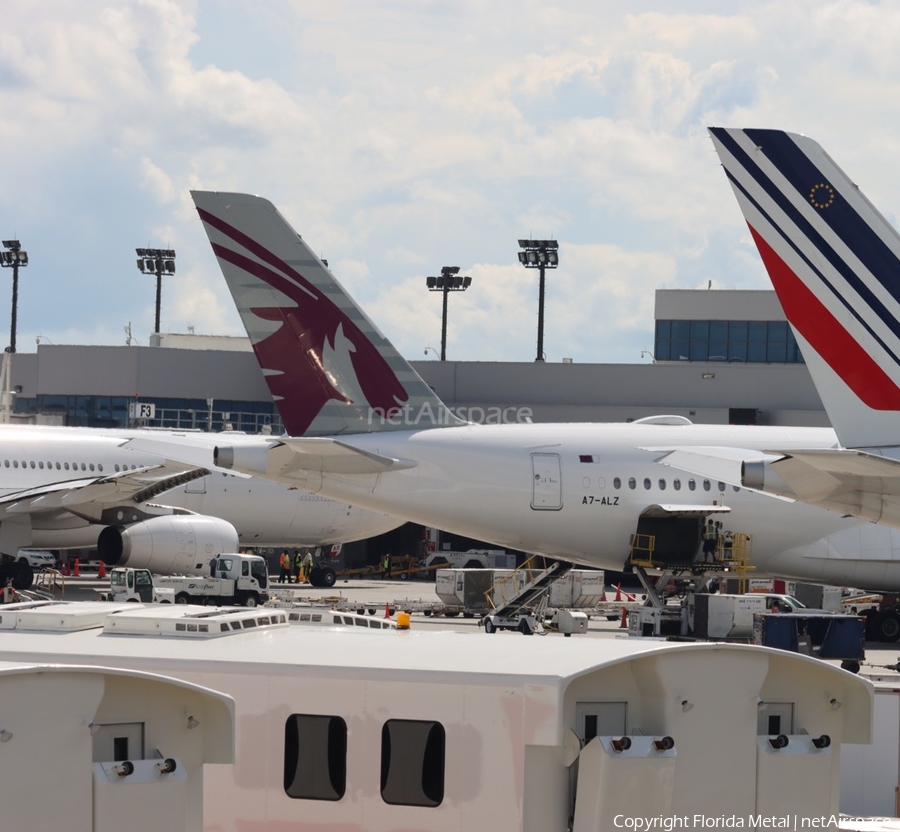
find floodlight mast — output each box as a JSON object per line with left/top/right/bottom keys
{"left": 425, "top": 266, "right": 472, "bottom": 361}
{"left": 517, "top": 239, "right": 559, "bottom": 362}
{"left": 0, "top": 240, "right": 27, "bottom": 354}
{"left": 135, "top": 248, "right": 176, "bottom": 335}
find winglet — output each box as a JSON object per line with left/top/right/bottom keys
{"left": 191, "top": 191, "right": 464, "bottom": 437}
{"left": 709, "top": 127, "right": 900, "bottom": 449}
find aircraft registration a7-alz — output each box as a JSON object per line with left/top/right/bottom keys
{"left": 189, "top": 189, "right": 900, "bottom": 592}
{"left": 0, "top": 424, "right": 399, "bottom": 589}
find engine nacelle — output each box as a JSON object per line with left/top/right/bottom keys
{"left": 741, "top": 459, "right": 796, "bottom": 499}
{"left": 214, "top": 444, "right": 271, "bottom": 475}
{"left": 97, "top": 515, "right": 239, "bottom": 575}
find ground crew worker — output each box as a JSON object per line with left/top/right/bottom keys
{"left": 278, "top": 550, "right": 291, "bottom": 584}
{"left": 382, "top": 552, "right": 391, "bottom": 579}
{"left": 302, "top": 549, "right": 314, "bottom": 583}
{"left": 702, "top": 520, "right": 717, "bottom": 563}
{"left": 294, "top": 550, "right": 304, "bottom": 583}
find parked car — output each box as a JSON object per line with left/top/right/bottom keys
{"left": 16, "top": 549, "right": 58, "bottom": 570}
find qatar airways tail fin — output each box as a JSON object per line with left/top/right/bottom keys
{"left": 709, "top": 127, "right": 900, "bottom": 449}
{"left": 191, "top": 191, "right": 463, "bottom": 437}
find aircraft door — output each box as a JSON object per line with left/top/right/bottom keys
{"left": 531, "top": 453, "right": 562, "bottom": 510}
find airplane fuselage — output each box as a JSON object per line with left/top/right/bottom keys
{"left": 0, "top": 424, "right": 399, "bottom": 550}
{"left": 253, "top": 421, "right": 900, "bottom": 589}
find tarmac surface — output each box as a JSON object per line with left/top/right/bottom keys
{"left": 25, "top": 568, "right": 900, "bottom": 682}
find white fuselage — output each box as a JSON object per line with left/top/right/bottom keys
{"left": 253, "top": 421, "right": 900, "bottom": 589}
{"left": 0, "top": 424, "right": 399, "bottom": 549}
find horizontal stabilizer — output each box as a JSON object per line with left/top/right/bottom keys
{"left": 272, "top": 438, "right": 417, "bottom": 475}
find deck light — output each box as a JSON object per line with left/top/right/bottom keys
{"left": 611, "top": 736, "right": 632, "bottom": 753}
{"left": 768, "top": 734, "right": 789, "bottom": 750}
{"left": 811, "top": 735, "right": 831, "bottom": 749}
{"left": 653, "top": 736, "right": 675, "bottom": 751}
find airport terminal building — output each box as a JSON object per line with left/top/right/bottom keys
{"left": 7, "top": 289, "right": 827, "bottom": 432}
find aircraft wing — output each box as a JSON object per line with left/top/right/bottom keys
{"left": 647, "top": 446, "right": 787, "bottom": 494}
{"left": 0, "top": 463, "right": 211, "bottom": 523}
{"left": 652, "top": 444, "right": 900, "bottom": 525}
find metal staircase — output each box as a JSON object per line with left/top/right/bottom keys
{"left": 482, "top": 559, "right": 572, "bottom": 634}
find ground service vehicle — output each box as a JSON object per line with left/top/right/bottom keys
{"left": 107, "top": 554, "right": 268, "bottom": 607}
{"left": 107, "top": 568, "right": 175, "bottom": 604}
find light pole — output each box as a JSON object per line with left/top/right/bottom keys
{"left": 136, "top": 248, "right": 176, "bottom": 334}
{"left": 517, "top": 239, "right": 559, "bottom": 362}
{"left": 0, "top": 240, "right": 27, "bottom": 354}
{"left": 426, "top": 266, "right": 472, "bottom": 361}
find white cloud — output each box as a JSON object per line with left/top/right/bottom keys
{"left": 2, "top": 0, "right": 900, "bottom": 370}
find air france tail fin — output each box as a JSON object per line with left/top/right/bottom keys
{"left": 191, "top": 191, "right": 464, "bottom": 437}
{"left": 709, "top": 127, "right": 900, "bottom": 449}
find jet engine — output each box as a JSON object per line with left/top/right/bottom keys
{"left": 97, "top": 514, "right": 239, "bottom": 575}
{"left": 214, "top": 444, "right": 271, "bottom": 475}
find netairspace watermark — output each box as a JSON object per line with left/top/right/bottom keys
{"left": 368, "top": 403, "right": 533, "bottom": 427}
{"left": 613, "top": 816, "right": 881, "bottom": 830}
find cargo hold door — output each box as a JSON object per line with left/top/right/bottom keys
{"left": 531, "top": 453, "right": 562, "bottom": 510}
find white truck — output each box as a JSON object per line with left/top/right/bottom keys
{"left": 107, "top": 553, "right": 269, "bottom": 607}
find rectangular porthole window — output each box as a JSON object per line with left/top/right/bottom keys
{"left": 381, "top": 719, "right": 445, "bottom": 807}
{"left": 284, "top": 714, "right": 347, "bottom": 801}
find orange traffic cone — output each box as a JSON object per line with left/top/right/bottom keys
{"left": 619, "top": 607, "right": 628, "bottom": 628}
{"left": 98, "top": 560, "right": 106, "bottom": 579}
{"left": 385, "top": 603, "right": 392, "bottom": 618}
{"left": 614, "top": 582, "right": 622, "bottom": 602}
{"left": 73, "top": 558, "right": 80, "bottom": 577}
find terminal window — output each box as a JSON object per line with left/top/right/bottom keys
{"left": 654, "top": 320, "right": 804, "bottom": 363}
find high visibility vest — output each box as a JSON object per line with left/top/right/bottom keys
{"left": 704, "top": 526, "right": 716, "bottom": 541}
{"left": 280, "top": 554, "right": 289, "bottom": 568}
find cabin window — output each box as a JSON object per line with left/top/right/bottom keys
{"left": 642, "top": 478, "right": 651, "bottom": 490}
{"left": 717, "top": 481, "right": 725, "bottom": 492}
{"left": 703, "top": 479, "right": 711, "bottom": 492}
{"left": 381, "top": 719, "right": 445, "bottom": 807}
{"left": 284, "top": 714, "right": 347, "bottom": 801}
{"left": 688, "top": 478, "right": 696, "bottom": 491}
{"left": 658, "top": 479, "right": 666, "bottom": 490}
{"left": 673, "top": 478, "right": 681, "bottom": 491}
{"left": 12, "top": 461, "right": 17, "bottom": 469}
{"left": 613, "top": 477, "right": 621, "bottom": 489}
{"left": 628, "top": 478, "right": 636, "bottom": 490}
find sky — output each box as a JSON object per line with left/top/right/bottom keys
{"left": 2, "top": 0, "right": 900, "bottom": 365}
